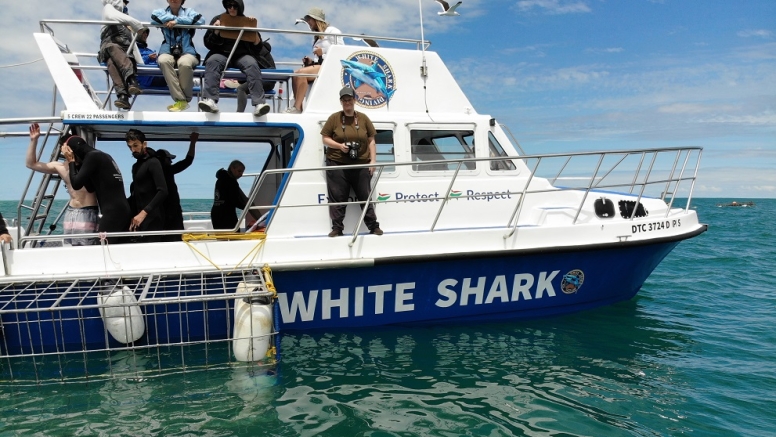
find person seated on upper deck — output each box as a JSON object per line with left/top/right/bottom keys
{"left": 210, "top": 160, "right": 260, "bottom": 230}
{"left": 63, "top": 137, "right": 132, "bottom": 244}
{"left": 100, "top": 0, "right": 145, "bottom": 110}
{"left": 0, "top": 212, "right": 12, "bottom": 246}
{"left": 26, "top": 124, "right": 99, "bottom": 246}
{"left": 151, "top": 0, "right": 205, "bottom": 112}
{"left": 126, "top": 129, "right": 168, "bottom": 243}
{"left": 198, "top": 0, "right": 271, "bottom": 117}
{"left": 135, "top": 28, "right": 169, "bottom": 89}
{"left": 285, "top": 7, "right": 343, "bottom": 114}
{"left": 155, "top": 132, "right": 198, "bottom": 241}
{"left": 321, "top": 86, "right": 383, "bottom": 237}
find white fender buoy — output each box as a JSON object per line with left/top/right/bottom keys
{"left": 98, "top": 285, "right": 145, "bottom": 344}
{"left": 233, "top": 282, "right": 273, "bottom": 362}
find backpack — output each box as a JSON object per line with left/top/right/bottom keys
{"left": 253, "top": 40, "right": 277, "bottom": 92}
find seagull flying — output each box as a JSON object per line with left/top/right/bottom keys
{"left": 353, "top": 35, "right": 379, "bottom": 47}
{"left": 294, "top": 18, "right": 306, "bottom": 25}
{"left": 436, "top": 0, "right": 462, "bottom": 16}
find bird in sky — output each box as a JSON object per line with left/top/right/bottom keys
{"left": 353, "top": 35, "right": 379, "bottom": 47}
{"left": 435, "top": 0, "right": 462, "bottom": 16}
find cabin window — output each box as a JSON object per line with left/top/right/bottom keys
{"left": 410, "top": 129, "right": 475, "bottom": 172}
{"left": 488, "top": 132, "right": 516, "bottom": 171}
{"left": 375, "top": 129, "right": 396, "bottom": 173}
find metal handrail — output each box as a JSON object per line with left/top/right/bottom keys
{"left": 13, "top": 145, "right": 702, "bottom": 247}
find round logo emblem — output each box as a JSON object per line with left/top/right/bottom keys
{"left": 340, "top": 51, "right": 397, "bottom": 109}
{"left": 561, "top": 269, "right": 585, "bottom": 294}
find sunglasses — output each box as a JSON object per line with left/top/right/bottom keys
{"left": 226, "top": 2, "right": 238, "bottom": 9}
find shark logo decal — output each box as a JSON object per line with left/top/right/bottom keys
{"left": 341, "top": 51, "right": 396, "bottom": 109}
{"left": 561, "top": 269, "right": 585, "bottom": 294}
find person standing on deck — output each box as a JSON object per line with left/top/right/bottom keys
{"left": 151, "top": 0, "right": 204, "bottom": 112}
{"left": 155, "top": 132, "right": 198, "bottom": 241}
{"left": 26, "top": 124, "right": 99, "bottom": 246}
{"left": 198, "top": 0, "right": 271, "bottom": 117}
{"left": 126, "top": 129, "right": 168, "bottom": 243}
{"left": 210, "top": 160, "right": 259, "bottom": 230}
{"left": 63, "top": 137, "right": 131, "bottom": 244}
{"left": 321, "top": 86, "right": 383, "bottom": 237}
{"left": 100, "top": 0, "right": 145, "bottom": 110}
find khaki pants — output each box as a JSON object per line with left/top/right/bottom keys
{"left": 158, "top": 53, "right": 198, "bottom": 102}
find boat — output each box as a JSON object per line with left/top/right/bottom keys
{"left": 0, "top": 17, "right": 706, "bottom": 382}
{"left": 716, "top": 201, "right": 755, "bottom": 207}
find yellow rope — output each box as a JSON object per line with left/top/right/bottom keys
{"left": 232, "top": 239, "right": 265, "bottom": 271}
{"left": 262, "top": 264, "right": 277, "bottom": 297}
{"left": 182, "top": 232, "right": 266, "bottom": 241}
{"left": 181, "top": 232, "right": 267, "bottom": 272}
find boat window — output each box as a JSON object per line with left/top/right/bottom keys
{"left": 488, "top": 132, "right": 516, "bottom": 171}
{"left": 375, "top": 129, "right": 396, "bottom": 173}
{"left": 410, "top": 129, "right": 475, "bottom": 172}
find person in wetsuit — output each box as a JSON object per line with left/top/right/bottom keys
{"left": 210, "top": 160, "right": 258, "bottom": 230}
{"left": 63, "top": 137, "right": 132, "bottom": 244}
{"left": 156, "top": 132, "right": 198, "bottom": 241}
{"left": 126, "top": 129, "right": 168, "bottom": 243}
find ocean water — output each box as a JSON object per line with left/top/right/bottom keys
{"left": 1, "top": 198, "right": 775, "bottom": 436}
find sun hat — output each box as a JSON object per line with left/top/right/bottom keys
{"left": 339, "top": 86, "right": 355, "bottom": 99}
{"left": 304, "top": 7, "right": 326, "bottom": 23}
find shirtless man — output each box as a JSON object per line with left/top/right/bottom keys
{"left": 26, "top": 124, "right": 99, "bottom": 246}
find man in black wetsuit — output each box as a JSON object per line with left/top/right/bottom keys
{"left": 63, "top": 137, "right": 132, "bottom": 244}
{"left": 210, "top": 160, "right": 258, "bottom": 230}
{"left": 156, "top": 132, "right": 198, "bottom": 241}
{"left": 126, "top": 129, "right": 168, "bottom": 243}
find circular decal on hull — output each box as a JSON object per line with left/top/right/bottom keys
{"left": 340, "top": 51, "right": 396, "bottom": 109}
{"left": 561, "top": 269, "right": 585, "bottom": 294}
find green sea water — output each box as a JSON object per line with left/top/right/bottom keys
{"left": 1, "top": 198, "right": 774, "bottom": 436}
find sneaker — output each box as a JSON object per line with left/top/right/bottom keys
{"left": 253, "top": 103, "right": 271, "bottom": 117}
{"left": 167, "top": 100, "right": 189, "bottom": 112}
{"left": 285, "top": 107, "right": 301, "bottom": 114}
{"left": 114, "top": 95, "right": 131, "bottom": 110}
{"left": 370, "top": 227, "right": 384, "bottom": 236}
{"left": 328, "top": 229, "right": 343, "bottom": 237}
{"left": 126, "top": 77, "right": 142, "bottom": 95}
{"left": 198, "top": 98, "right": 219, "bottom": 113}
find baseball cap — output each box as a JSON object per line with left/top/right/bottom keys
{"left": 339, "top": 86, "right": 355, "bottom": 99}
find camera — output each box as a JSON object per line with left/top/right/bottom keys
{"left": 345, "top": 141, "right": 360, "bottom": 160}
{"left": 171, "top": 44, "right": 183, "bottom": 59}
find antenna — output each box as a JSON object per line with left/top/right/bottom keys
{"left": 418, "top": 0, "right": 428, "bottom": 77}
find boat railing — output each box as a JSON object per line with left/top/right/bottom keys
{"left": 37, "top": 18, "right": 427, "bottom": 110}
{"left": 233, "top": 145, "right": 703, "bottom": 243}
{"left": 9, "top": 145, "right": 702, "bottom": 248}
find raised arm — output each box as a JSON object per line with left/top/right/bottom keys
{"left": 25, "top": 124, "right": 65, "bottom": 176}
{"left": 172, "top": 132, "right": 198, "bottom": 174}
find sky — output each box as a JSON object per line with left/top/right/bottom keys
{"left": 0, "top": 0, "right": 774, "bottom": 200}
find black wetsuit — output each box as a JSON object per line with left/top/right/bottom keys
{"left": 129, "top": 148, "right": 168, "bottom": 242}
{"left": 210, "top": 168, "right": 250, "bottom": 230}
{"left": 158, "top": 152, "right": 194, "bottom": 241}
{"left": 67, "top": 139, "right": 131, "bottom": 243}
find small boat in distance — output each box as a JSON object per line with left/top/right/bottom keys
{"left": 716, "top": 201, "right": 755, "bottom": 207}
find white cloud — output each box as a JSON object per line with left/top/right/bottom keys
{"left": 585, "top": 47, "right": 624, "bottom": 54}
{"left": 699, "top": 112, "right": 776, "bottom": 126}
{"left": 737, "top": 29, "right": 773, "bottom": 39}
{"left": 516, "top": 0, "right": 591, "bottom": 15}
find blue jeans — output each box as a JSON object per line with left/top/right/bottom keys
{"left": 203, "top": 53, "right": 265, "bottom": 106}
